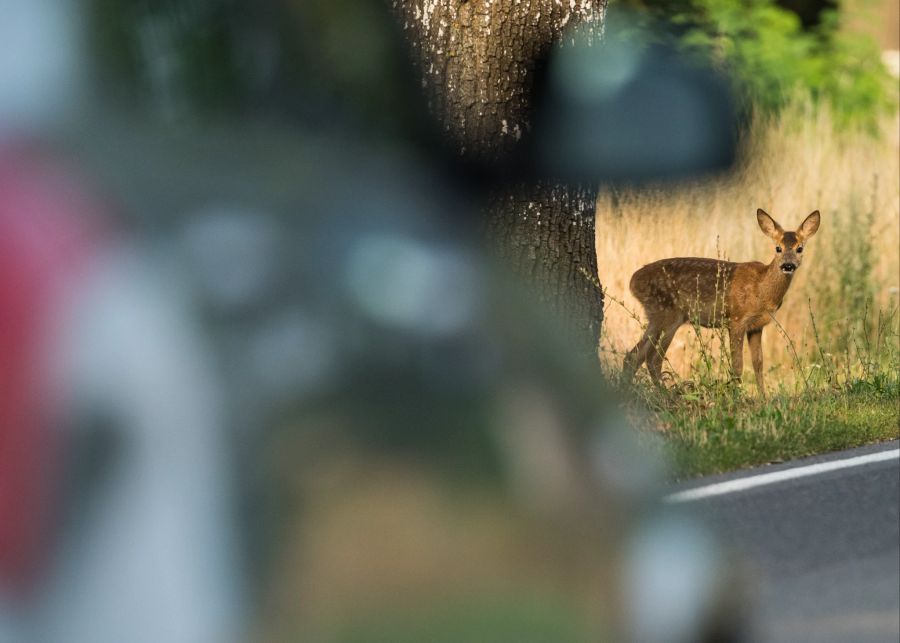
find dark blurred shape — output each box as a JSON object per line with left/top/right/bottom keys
{"left": 87, "top": 0, "right": 445, "bottom": 157}
{"left": 776, "top": 0, "right": 837, "bottom": 28}
{"left": 530, "top": 11, "right": 737, "bottom": 184}
{"left": 86, "top": 2, "right": 737, "bottom": 192}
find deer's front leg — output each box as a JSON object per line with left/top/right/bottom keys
{"left": 747, "top": 328, "right": 765, "bottom": 398}
{"left": 728, "top": 323, "right": 745, "bottom": 385}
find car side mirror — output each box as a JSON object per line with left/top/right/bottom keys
{"left": 527, "top": 17, "right": 737, "bottom": 184}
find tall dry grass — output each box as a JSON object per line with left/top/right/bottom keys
{"left": 596, "top": 103, "right": 900, "bottom": 385}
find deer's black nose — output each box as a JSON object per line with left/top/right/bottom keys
{"left": 781, "top": 263, "right": 796, "bottom": 273}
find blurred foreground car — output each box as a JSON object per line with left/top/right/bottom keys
{"left": 0, "top": 1, "right": 745, "bottom": 641}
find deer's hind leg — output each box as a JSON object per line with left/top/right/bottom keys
{"left": 623, "top": 318, "right": 665, "bottom": 383}
{"left": 646, "top": 317, "right": 683, "bottom": 384}
{"left": 622, "top": 329, "right": 654, "bottom": 383}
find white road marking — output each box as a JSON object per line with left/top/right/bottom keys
{"left": 665, "top": 448, "right": 900, "bottom": 504}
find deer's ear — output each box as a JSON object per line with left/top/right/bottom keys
{"left": 797, "top": 210, "right": 820, "bottom": 241}
{"left": 756, "top": 209, "right": 783, "bottom": 240}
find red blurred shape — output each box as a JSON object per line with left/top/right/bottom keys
{"left": 0, "top": 144, "right": 106, "bottom": 597}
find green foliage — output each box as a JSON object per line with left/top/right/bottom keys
{"left": 88, "top": 0, "right": 433, "bottom": 139}
{"left": 89, "top": 0, "right": 250, "bottom": 114}
{"left": 617, "top": 0, "right": 898, "bottom": 129}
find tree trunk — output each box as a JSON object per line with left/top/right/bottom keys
{"left": 485, "top": 182, "right": 601, "bottom": 344}
{"left": 390, "top": 0, "right": 607, "bottom": 349}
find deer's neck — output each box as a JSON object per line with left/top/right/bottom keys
{"left": 761, "top": 259, "right": 794, "bottom": 308}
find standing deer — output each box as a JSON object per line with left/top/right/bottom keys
{"left": 622, "top": 209, "right": 821, "bottom": 396}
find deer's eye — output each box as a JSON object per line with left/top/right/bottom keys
{"left": 797, "top": 246, "right": 803, "bottom": 253}
{"left": 775, "top": 246, "right": 782, "bottom": 253}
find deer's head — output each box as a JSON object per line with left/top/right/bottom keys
{"left": 756, "top": 209, "right": 821, "bottom": 275}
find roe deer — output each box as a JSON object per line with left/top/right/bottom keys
{"left": 622, "top": 209, "right": 821, "bottom": 396}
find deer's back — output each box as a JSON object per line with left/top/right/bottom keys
{"left": 630, "top": 257, "right": 736, "bottom": 323}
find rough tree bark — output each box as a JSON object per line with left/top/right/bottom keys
{"left": 390, "top": 0, "right": 607, "bottom": 349}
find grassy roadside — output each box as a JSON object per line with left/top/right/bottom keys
{"left": 649, "top": 385, "right": 898, "bottom": 479}
{"left": 611, "top": 303, "right": 900, "bottom": 478}
{"left": 609, "top": 300, "right": 899, "bottom": 478}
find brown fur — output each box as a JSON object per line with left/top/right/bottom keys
{"left": 623, "top": 209, "right": 821, "bottom": 396}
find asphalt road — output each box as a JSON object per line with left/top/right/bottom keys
{"left": 671, "top": 440, "right": 900, "bottom": 643}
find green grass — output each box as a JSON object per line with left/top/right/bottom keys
{"left": 606, "top": 286, "right": 899, "bottom": 479}
{"left": 657, "top": 385, "right": 898, "bottom": 478}
{"left": 335, "top": 592, "right": 597, "bottom": 643}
